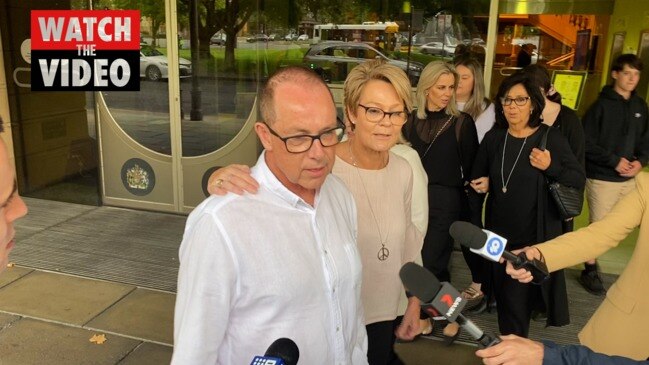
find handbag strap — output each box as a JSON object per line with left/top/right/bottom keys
{"left": 539, "top": 124, "right": 550, "bottom": 151}
{"left": 538, "top": 124, "right": 552, "bottom": 183}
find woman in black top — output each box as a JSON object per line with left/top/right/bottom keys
{"left": 469, "top": 72, "right": 585, "bottom": 337}
{"left": 403, "top": 61, "right": 480, "bottom": 342}
{"left": 523, "top": 65, "right": 586, "bottom": 233}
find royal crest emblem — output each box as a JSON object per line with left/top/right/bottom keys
{"left": 126, "top": 164, "right": 149, "bottom": 190}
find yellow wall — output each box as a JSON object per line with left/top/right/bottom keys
{"left": 601, "top": 0, "right": 649, "bottom": 87}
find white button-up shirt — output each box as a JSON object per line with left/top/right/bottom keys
{"left": 172, "top": 152, "right": 368, "bottom": 365}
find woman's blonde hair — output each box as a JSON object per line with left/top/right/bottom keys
{"left": 415, "top": 61, "right": 460, "bottom": 119}
{"left": 344, "top": 59, "right": 413, "bottom": 128}
{"left": 455, "top": 57, "right": 490, "bottom": 120}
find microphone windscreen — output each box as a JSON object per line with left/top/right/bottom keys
{"left": 265, "top": 338, "right": 299, "bottom": 365}
{"left": 449, "top": 221, "right": 488, "bottom": 250}
{"left": 399, "top": 262, "right": 441, "bottom": 303}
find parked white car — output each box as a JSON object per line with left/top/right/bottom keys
{"left": 419, "top": 41, "right": 456, "bottom": 57}
{"left": 297, "top": 34, "right": 309, "bottom": 41}
{"left": 210, "top": 32, "right": 227, "bottom": 46}
{"left": 140, "top": 45, "right": 192, "bottom": 81}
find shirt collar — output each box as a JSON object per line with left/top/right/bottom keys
{"left": 252, "top": 151, "right": 320, "bottom": 210}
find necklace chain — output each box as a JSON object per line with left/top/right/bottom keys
{"left": 349, "top": 141, "right": 358, "bottom": 167}
{"left": 421, "top": 115, "right": 453, "bottom": 158}
{"left": 349, "top": 142, "right": 390, "bottom": 261}
{"left": 500, "top": 131, "right": 527, "bottom": 193}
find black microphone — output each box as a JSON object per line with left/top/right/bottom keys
{"left": 449, "top": 221, "right": 549, "bottom": 284}
{"left": 250, "top": 338, "right": 299, "bottom": 365}
{"left": 399, "top": 262, "right": 501, "bottom": 349}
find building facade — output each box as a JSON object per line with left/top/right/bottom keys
{"left": 1, "top": 0, "right": 647, "bottom": 213}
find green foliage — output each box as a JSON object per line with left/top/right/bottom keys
{"left": 177, "top": 47, "right": 308, "bottom": 77}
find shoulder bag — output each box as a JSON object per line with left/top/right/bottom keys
{"left": 539, "top": 126, "right": 583, "bottom": 220}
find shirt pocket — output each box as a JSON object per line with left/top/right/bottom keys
{"left": 343, "top": 241, "right": 363, "bottom": 289}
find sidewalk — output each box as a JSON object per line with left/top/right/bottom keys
{"left": 0, "top": 267, "right": 174, "bottom": 364}
{"left": 1, "top": 197, "right": 621, "bottom": 364}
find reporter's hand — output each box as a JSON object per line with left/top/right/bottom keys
{"left": 475, "top": 334, "right": 544, "bottom": 365}
{"left": 207, "top": 164, "right": 259, "bottom": 196}
{"left": 504, "top": 247, "right": 542, "bottom": 284}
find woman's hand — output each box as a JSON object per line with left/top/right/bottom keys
{"left": 395, "top": 297, "right": 421, "bottom": 341}
{"left": 529, "top": 148, "right": 551, "bottom": 171}
{"left": 207, "top": 164, "right": 259, "bottom": 196}
{"left": 470, "top": 177, "right": 489, "bottom": 194}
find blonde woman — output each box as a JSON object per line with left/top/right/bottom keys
{"left": 455, "top": 57, "right": 496, "bottom": 143}
{"left": 403, "top": 61, "right": 481, "bottom": 344}
{"left": 208, "top": 60, "right": 425, "bottom": 364}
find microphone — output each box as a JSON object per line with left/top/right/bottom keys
{"left": 250, "top": 338, "right": 299, "bottom": 365}
{"left": 449, "top": 221, "right": 549, "bottom": 284}
{"left": 399, "top": 262, "right": 501, "bottom": 349}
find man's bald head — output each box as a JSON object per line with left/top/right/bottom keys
{"left": 259, "top": 67, "right": 333, "bottom": 125}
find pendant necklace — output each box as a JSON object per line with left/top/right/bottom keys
{"left": 349, "top": 142, "right": 390, "bottom": 261}
{"left": 500, "top": 131, "right": 527, "bottom": 193}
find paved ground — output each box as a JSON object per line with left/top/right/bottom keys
{"left": 0, "top": 197, "right": 625, "bottom": 364}
{"left": 0, "top": 267, "right": 174, "bottom": 364}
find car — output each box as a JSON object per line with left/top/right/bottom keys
{"left": 246, "top": 34, "right": 269, "bottom": 43}
{"left": 268, "top": 34, "right": 278, "bottom": 41}
{"left": 140, "top": 45, "right": 192, "bottom": 81}
{"left": 284, "top": 33, "right": 298, "bottom": 41}
{"left": 297, "top": 34, "right": 309, "bottom": 41}
{"left": 419, "top": 41, "right": 457, "bottom": 57}
{"left": 210, "top": 32, "right": 227, "bottom": 46}
{"left": 303, "top": 41, "right": 423, "bottom": 86}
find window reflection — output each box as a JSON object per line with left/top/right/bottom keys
{"left": 102, "top": 0, "right": 171, "bottom": 155}
{"left": 102, "top": 0, "right": 613, "bottom": 155}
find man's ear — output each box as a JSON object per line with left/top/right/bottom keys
{"left": 255, "top": 122, "right": 273, "bottom": 151}
{"left": 611, "top": 70, "right": 618, "bottom": 81}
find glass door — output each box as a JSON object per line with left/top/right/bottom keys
{"left": 98, "top": 0, "right": 261, "bottom": 212}
{"left": 488, "top": 1, "right": 615, "bottom": 115}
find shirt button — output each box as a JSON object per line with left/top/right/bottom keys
{"left": 324, "top": 250, "right": 328, "bottom": 254}
{"left": 336, "top": 327, "right": 340, "bottom": 332}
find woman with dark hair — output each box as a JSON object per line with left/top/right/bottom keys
{"left": 522, "top": 64, "right": 585, "bottom": 234}
{"left": 469, "top": 72, "right": 585, "bottom": 337}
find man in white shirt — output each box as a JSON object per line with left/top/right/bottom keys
{"left": 172, "top": 67, "right": 368, "bottom": 364}
{"left": 0, "top": 121, "right": 28, "bottom": 275}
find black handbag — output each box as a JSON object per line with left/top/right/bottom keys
{"left": 539, "top": 126, "right": 584, "bottom": 220}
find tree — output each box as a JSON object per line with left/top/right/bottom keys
{"left": 114, "top": 0, "right": 166, "bottom": 46}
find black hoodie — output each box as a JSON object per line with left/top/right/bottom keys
{"left": 583, "top": 85, "right": 649, "bottom": 181}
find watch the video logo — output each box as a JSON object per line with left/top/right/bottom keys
{"left": 30, "top": 10, "right": 140, "bottom": 91}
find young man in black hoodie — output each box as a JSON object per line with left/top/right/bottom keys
{"left": 581, "top": 54, "right": 649, "bottom": 295}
